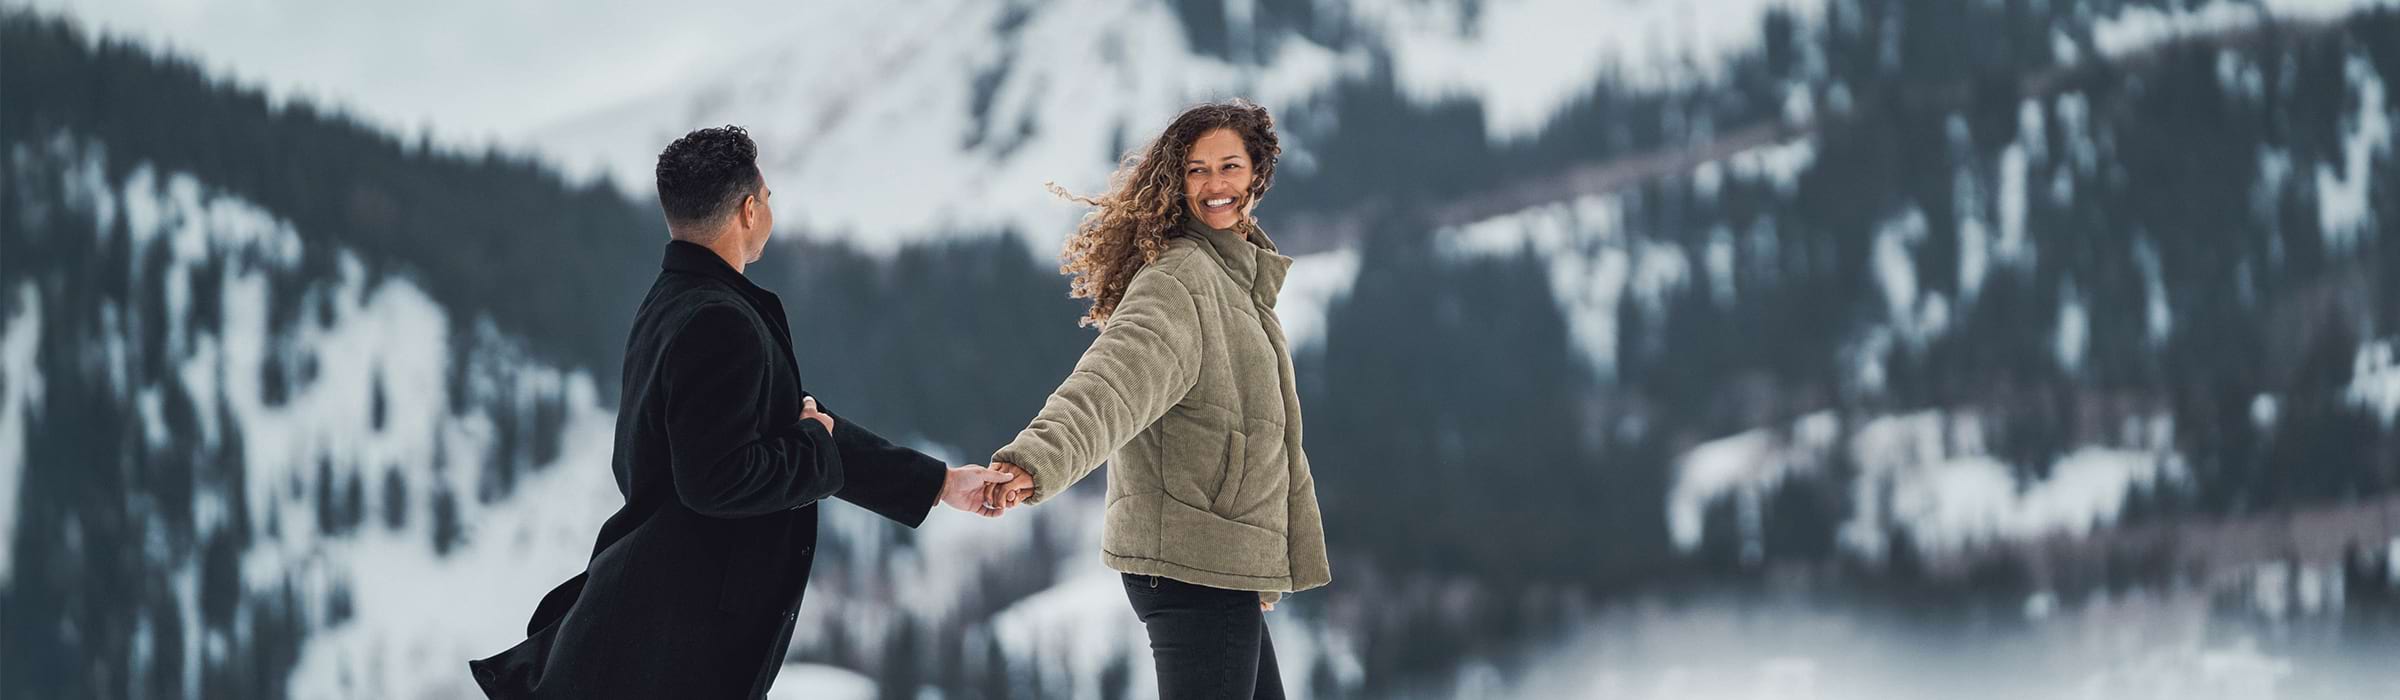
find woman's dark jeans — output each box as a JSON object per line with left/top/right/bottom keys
{"left": 1121, "top": 573, "right": 1285, "bottom": 699}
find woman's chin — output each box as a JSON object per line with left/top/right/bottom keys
{"left": 1197, "top": 213, "right": 1240, "bottom": 230}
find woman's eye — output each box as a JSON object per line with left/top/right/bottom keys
{"left": 1189, "top": 167, "right": 1206, "bottom": 175}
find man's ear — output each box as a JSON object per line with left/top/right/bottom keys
{"left": 738, "top": 194, "right": 758, "bottom": 230}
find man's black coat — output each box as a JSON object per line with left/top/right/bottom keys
{"left": 471, "top": 240, "right": 946, "bottom": 698}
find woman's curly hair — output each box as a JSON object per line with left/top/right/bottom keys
{"left": 1049, "top": 99, "right": 1280, "bottom": 327}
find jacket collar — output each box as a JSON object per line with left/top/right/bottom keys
{"left": 661, "top": 239, "right": 787, "bottom": 321}
{"left": 665, "top": 239, "right": 759, "bottom": 291}
{"left": 1176, "top": 216, "right": 1291, "bottom": 309}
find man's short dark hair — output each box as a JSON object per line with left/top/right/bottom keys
{"left": 655, "top": 125, "right": 761, "bottom": 238}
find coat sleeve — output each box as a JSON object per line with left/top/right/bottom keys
{"left": 664, "top": 303, "right": 845, "bottom": 518}
{"left": 817, "top": 401, "right": 949, "bottom": 528}
{"left": 993, "top": 267, "right": 1204, "bottom": 505}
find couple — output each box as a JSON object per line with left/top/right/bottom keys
{"left": 470, "top": 99, "right": 1330, "bottom": 699}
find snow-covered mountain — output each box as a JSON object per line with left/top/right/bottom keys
{"left": 1, "top": 130, "right": 608, "bottom": 696}
{"left": 1424, "top": 0, "right": 2400, "bottom": 581}
{"left": 528, "top": 0, "right": 1823, "bottom": 254}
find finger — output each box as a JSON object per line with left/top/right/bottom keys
{"left": 975, "top": 469, "right": 1016, "bottom": 483}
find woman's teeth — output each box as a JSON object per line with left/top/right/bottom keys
{"left": 1204, "top": 198, "right": 1234, "bottom": 208}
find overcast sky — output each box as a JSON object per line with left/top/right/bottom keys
{"left": 11, "top": 0, "right": 806, "bottom": 150}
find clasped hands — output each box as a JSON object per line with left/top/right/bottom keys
{"left": 800, "top": 396, "right": 1029, "bottom": 519}
{"left": 937, "top": 460, "right": 1035, "bottom": 518}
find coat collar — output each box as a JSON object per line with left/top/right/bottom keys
{"left": 1176, "top": 216, "right": 1291, "bottom": 309}
{"left": 661, "top": 239, "right": 787, "bottom": 321}
{"left": 665, "top": 239, "right": 759, "bottom": 291}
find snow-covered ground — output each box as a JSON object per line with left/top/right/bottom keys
{"left": 1350, "top": 0, "right": 1825, "bottom": 139}
{"left": 1278, "top": 248, "right": 1360, "bottom": 351}
{"left": 8, "top": 132, "right": 619, "bottom": 698}
{"left": 283, "top": 400, "right": 618, "bottom": 699}
{"left": 1435, "top": 135, "right": 1814, "bottom": 377}
{"left": 2318, "top": 52, "right": 2390, "bottom": 252}
{"left": 2091, "top": 0, "right": 2400, "bottom": 60}
{"left": 2354, "top": 340, "right": 2400, "bottom": 427}
{"left": 1665, "top": 408, "right": 2189, "bottom": 564}
{"left": 766, "top": 664, "right": 877, "bottom": 700}
{"left": 1476, "top": 588, "right": 2400, "bottom": 700}
{"left": 0, "top": 282, "right": 39, "bottom": 587}
{"left": 1668, "top": 411, "right": 1841, "bottom": 553}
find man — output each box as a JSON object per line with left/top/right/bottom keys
{"left": 470, "top": 126, "right": 1015, "bottom": 698}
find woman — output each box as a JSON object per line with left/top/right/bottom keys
{"left": 985, "top": 99, "right": 1329, "bottom": 699}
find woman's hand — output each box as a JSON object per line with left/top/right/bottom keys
{"left": 985, "top": 461, "right": 1036, "bottom": 510}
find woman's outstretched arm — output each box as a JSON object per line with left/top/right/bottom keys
{"left": 989, "top": 267, "right": 1203, "bottom": 506}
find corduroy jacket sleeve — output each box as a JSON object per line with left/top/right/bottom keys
{"left": 993, "top": 266, "right": 1204, "bottom": 504}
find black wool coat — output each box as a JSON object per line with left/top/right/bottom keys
{"left": 471, "top": 240, "right": 946, "bottom": 698}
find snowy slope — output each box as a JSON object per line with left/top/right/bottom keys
{"left": 2090, "top": 0, "right": 2400, "bottom": 60}
{"left": 522, "top": 0, "right": 1840, "bottom": 376}
{"left": 0, "top": 283, "right": 39, "bottom": 586}
{"left": 527, "top": 0, "right": 1830, "bottom": 255}
{"left": 531, "top": 0, "right": 1363, "bottom": 255}
{"left": 1664, "top": 409, "right": 2188, "bottom": 564}
{"left": 6, "top": 133, "right": 617, "bottom": 698}
{"left": 1354, "top": 0, "right": 1824, "bottom": 138}
{"left": 1437, "top": 137, "right": 1814, "bottom": 377}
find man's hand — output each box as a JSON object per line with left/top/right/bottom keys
{"left": 800, "top": 396, "right": 835, "bottom": 435}
{"left": 985, "top": 461, "right": 1036, "bottom": 510}
{"left": 940, "top": 465, "right": 1017, "bottom": 517}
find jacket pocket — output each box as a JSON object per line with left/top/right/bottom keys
{"left": 1158, "top": 403, "right": 1237, "bottom": 510}
{"left": 1209, "top": 430, "right": 1248, "bottom": 517}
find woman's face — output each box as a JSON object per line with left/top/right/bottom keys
{"left": 1182, "top": 128, "right": 1254, "bottom": 231}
